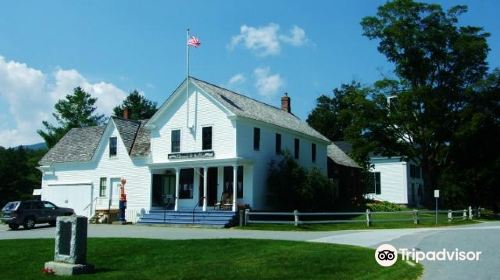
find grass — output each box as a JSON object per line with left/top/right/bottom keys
{"left": 0, "top": 238, "right": 422, "bottom": 280}
{"left": 239, "top": 212, "right": 477, "bottom": 231}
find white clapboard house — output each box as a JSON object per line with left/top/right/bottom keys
{"left": 335, "top": 141, "right": 425, "bottom": 206}
{"left": 38, "top": 77, "right": 331, "bottom": 225}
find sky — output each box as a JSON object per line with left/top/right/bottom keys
{"left": 0, "top": 0, "right": 498, "bottom": 147}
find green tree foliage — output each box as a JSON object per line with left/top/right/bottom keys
{"left": 267, "top": 152, "right": 336, "bottom": 211}
{"left": 38, "top": 87, "right": 105, "bottom": 148}
{"left": 113, "top": 90, "right": 157, "bottom": 120}
{"left": 359, "top": 0, "right": 493, "bottom": 206}
{"left": 0, "top": 146, "right": 46, "bottom": 207}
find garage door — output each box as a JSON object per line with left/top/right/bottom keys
{"left": 42, "top": 183, "right": 92, "bottom": 217}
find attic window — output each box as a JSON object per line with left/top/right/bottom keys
{"left": 109, "top": 137, "right": 117, "bottom": 156}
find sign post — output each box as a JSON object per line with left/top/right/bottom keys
{"left": 434, "top": 189, "right": 440, "bottom": 225}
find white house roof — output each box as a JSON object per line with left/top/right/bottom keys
{"left": 190, "top": 77, "right": 330, "bottom": 143}
{"left": 39, "top": 126, "right": 106, "bottom": 165}
{"left": 39, "top": 118, "right": 150, "bottom": 165}
{"left": 327, "top": 143, "right": 361, "bottom": 168}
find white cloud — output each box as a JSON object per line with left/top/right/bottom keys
{"left": 229, "top": 23, "right": 309, "bottom": 56}
{"left": 254, "top": 67, "right": 284, "bottom": 97}
{"left": 227, "top": 73, "right": 246, "bottom": 87}
{"left": 0, "top": 56, "right": 127, "bottom": 147}
{"left": 279, "top": 25, "right": 307, "bottom": 46}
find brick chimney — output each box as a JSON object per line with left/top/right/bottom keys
{"left": 123, "top": 107, "right": 129, "bottom": 120}
{"left": 281, "top": 93, "right": 291, "bottom": 113}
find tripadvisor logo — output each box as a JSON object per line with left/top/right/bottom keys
{"left": 375, "top": 244, "right": 482, "bottom": 267}
{"left": 375, "top": 244, "right": 398, "bottom": 267}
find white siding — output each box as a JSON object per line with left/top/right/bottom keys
{"left": 41, "top": 120, "right": 151, "bottom": 217}
{"left": 150, "top": 83, "right": 236, "bottom": 164}
{"left": 236, "top": 119, "right": 328, "bottom": 209}
{"left": 368, "top": 160, "right": 408, "bottom": 204}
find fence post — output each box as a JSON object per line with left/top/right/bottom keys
{"left": 448, "top": 209, "right": 452, "bottom": 223}
{"left": 244, "top": 209, "right": 249, "bottom": 226}
{"left": 462, "top": 209, "right": 467, "bottom": 220}
{"left": 477, "top": 207, "right": 481, "bottom": 218}
{"left": 293, "top": 210, "right": 299, "bottom": 226}
{"left": 468, "top": 206, "right": 472, "bottom": 220}
{"left": 239, "top": 210, "right": 244, "bottom": 227}
{"left": 366, "top": 209, "right": 371, "bottom": 227}
{"left": 413, "top": 209, "right": 419, "bottom": 224}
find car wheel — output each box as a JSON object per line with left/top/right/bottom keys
{"left": 23, "top": 217, "right": 36, "bottom": 230}
{"left": 8, "top": 224, "right": 19, "bottom": 230}
{"left": 49, "top": 221, "right": 56, "bottom": 227}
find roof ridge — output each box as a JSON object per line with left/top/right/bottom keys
{"left": 190, "top": 76, "right": 301, "bottom": 120}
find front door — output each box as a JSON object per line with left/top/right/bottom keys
{"left": 152, "top": 174, "right": 175, "bottom": 208}
{"left": 110, "top": 178, "right": 121, "bottom": 208}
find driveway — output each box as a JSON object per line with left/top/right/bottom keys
{"left": 1, "top": 221, "right": 499, "bottom": 280}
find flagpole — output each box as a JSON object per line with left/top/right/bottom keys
{"left": 186, "top": 28, "right": 190, "bottom": 129}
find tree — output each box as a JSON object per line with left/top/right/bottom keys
{"left": 38, "top": 87, "right": 105, "bottom": 148}
{"left": 0, "top": 146, "right": 46, "bottom": 207}
{"left": 267, "top": 152, "right": 336, "bottom": 211}
{"left": 113, "top": 90, "right": 157, "bottom": 120}
{"left": 357, "top": 0, "right": 492, "bottom": 206}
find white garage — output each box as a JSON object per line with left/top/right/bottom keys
{"left": 41, "top": 183, "right": 93, "bottom": 217}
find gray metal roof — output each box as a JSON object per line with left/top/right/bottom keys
{"left": 113, "top": 117, "right": 141, "bottom": 154}
{"left": 327, "top": 143, "right": 360, "bottom": 168}
{"left": 130, "top": 120, "right": 150, "bottom": 156}
{"left": 191, "top": 77, "right": 330, "bottom": 143}
{"left": 39, "top": 126, "right": 106, "bottom": 165}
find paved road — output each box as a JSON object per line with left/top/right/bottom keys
{"left": 1, "top": 221, "right": 499, "bottom": 280}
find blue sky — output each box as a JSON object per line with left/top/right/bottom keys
{"left": 0, "top": 0, "right": 498, "bottom": 147}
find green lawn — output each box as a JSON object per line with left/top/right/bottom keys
{"left": 0, "top": 238, "right": 422, "bottom": 280}
{"left": 240, "top": 212, "right": 477, "bottom": 231}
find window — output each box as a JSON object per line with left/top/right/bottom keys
{"left": 171, "top": 129, "right": 180, "bottom": 153}
{"left": 294, "top": 138, "right": 300, "bottom": 159}
{"left": 311, "top": 143, "right": 317, "bottom": 162}
{"left": 109, "top": 137, "right": 117, "bottom": 156}
{"left": 275, "top": 133, "right": 281, "bottom": 154}
{"left": 99, "top": 177, "right": 107, "bottom": 197}
{"left": 179, "top": 169, "right": 194, "bottom": 199}
{"left": 202, "top": 127, "right": 212, "bottom": 150}
{"left": 253, "top": 127, "right": 260, "bottom": 151}
{"left": 43, "top": 202, "right": 56, "bottom": 209}
{"left": 374, "top": 172, "right": 381, "bottom": 194}
{"left": 237, "top": 166, "right": 244, "bottom": 198}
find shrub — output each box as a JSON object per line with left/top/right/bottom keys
{"left": 366, "top": 200, "right": 403, "bottom": 212}
{"left": 267, "top": 151, "right": 335, "bottom": 211}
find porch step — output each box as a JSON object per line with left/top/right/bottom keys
{"left": 137, "top": 210, "right": 237, "bottom": 227}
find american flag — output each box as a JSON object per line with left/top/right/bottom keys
{"left": 187, "top": 36, "right": 201, "bottom": 47}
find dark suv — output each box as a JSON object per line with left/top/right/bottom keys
{"left": 1, "top": 200, "right": 74, "bottom": 230}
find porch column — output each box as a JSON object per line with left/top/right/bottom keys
{"left": 174, "top": 168, "right": 180, "bottom": 211}
{"left": 232, "top": 165, "right": 237, "bottom": 212}
{"left": 202, "top": 167, "right": 208, "bottom": 211}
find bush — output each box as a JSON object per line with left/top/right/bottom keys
{"left": 267, "top": 151, "right": 336, "bottom": 211}
{"left": 366, "top": 200, "right": 403, "bottom": 212}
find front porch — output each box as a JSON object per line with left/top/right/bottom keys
{"left": 149, "top": 158, "right": 253, "bottom": 214}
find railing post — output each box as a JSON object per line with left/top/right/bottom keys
{"left": 244, "top": 209, "right": 249, "bottom": 226}
{"left": 366, "top": 209, "right": 371, "bottom": 227}
{"left": 448, "top": 209, "right": 452, "bottom": 223}
{"left": 294, "top": 210, "right": 299, "bottom": 226}
{"left": 413, "top": 209, "right": 419, "bottom": 225}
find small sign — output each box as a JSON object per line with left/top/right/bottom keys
{"left": 434, "top": 189, "right": 440, "bottom": 198}
{"left": 168, "top": 151, "right": 215, "bottom": 160}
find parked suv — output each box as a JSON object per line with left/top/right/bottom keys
{"left": 1, "top": 200, "right": 74, "bottom": 230}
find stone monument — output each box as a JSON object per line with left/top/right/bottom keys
{"left": 44, "top": 216, "right": 94, "bottom": 275}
